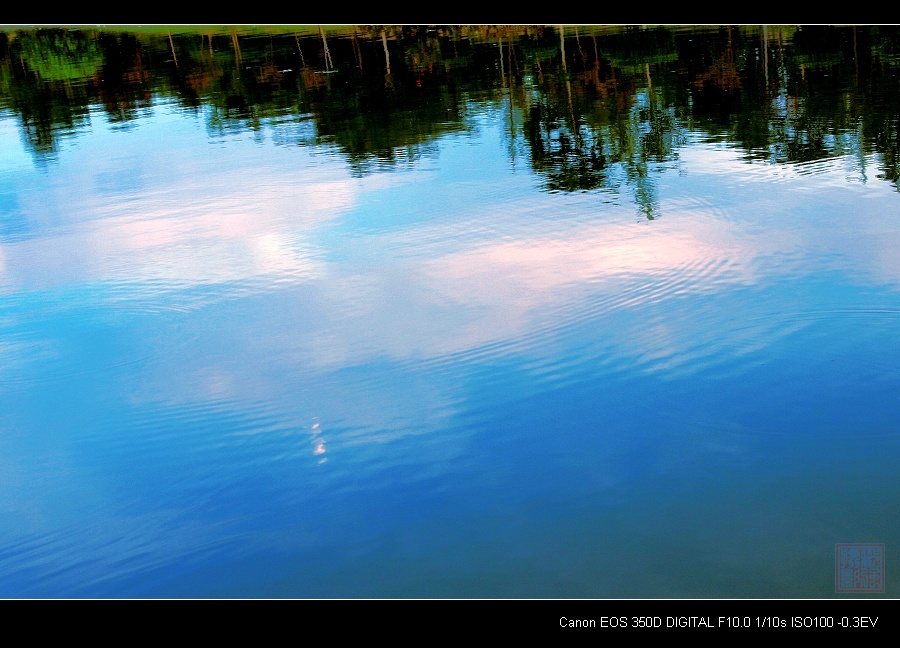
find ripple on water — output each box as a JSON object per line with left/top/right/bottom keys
{"left": 0, "top": 295, "right": 199, "bottom": 389}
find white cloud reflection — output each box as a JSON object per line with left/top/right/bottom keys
{"left": 0, "top": 161, "right": 355, "bottom": 295}
{"left": 252, "top": 144, "right": 900, "bottom": 381}
{"left": 3, "top": 119, "right": 899, "bottom": 423}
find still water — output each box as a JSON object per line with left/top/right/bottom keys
{"left": 0, "top": 25, "right": 897, "bottom": 598}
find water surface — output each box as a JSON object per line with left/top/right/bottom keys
{"left": 0, "top": 25, "right": 898, "bottom": 597}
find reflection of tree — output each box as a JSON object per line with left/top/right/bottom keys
{"left": 693, "top": 29, "right": 742, "bottom": 93}
{"left": 0, "top": 31, "right": 98, "bottom": 155}
{"left": 522, "top": 28, "right": 685, "bottom": 217}
{"left": 653, "top": 25, "right": 900, "bottom": 191}
{"left": 18, "top": 30, "right": 105, "bottom": 81}
{"left": 94, "top": 33, "right": 153, "bottom": 124}
{"left": 525, "top": 100, "right": 609, "bottom": 192}
{"left": 1, "top": 26, "right": 900, "bottom": 193}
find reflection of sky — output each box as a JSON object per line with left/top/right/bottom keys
{"left": 0, "top": 99, "right": 898, "bottom": 597}
{"left": 2, "top": 103, "right": 898, "bottom": 428}
{"left": 0, "top": 112, "right": 31, "bottom": 171}
{"left": 2, "top": 106, "right": 351, "bottom": 293}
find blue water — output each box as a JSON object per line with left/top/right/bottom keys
{"left": 0, "top": 26, "right": 898, "bottom": 598}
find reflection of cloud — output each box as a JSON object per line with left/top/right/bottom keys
{"left": 5, "top": 124, "right": 899, "bottom": 436}
{"left": 425, "top": 221, "right": 752, "bottom": 307}
{"left": 663, "top": 145, "right": 900, "bottom": 288}
{"left": 0, "top": 172, "right": 355, "bottom": 295}
{"left": 0, "top": 108, "right": 369, "bottom": 296}
{"left": 266, "top": 144, "right": 900, "bottom": 380}
{"left": 291, "top": 217, "right": 765, "bottom": 368}
{"left": 871, "top": 230, "right": 900, "bottom": 288}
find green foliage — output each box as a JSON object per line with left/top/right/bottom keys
{"left": 18, "top": 30, "right": 104, "bottom": 81}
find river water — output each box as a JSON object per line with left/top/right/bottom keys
{"left": 0, "top": 25, "right": 897, "bottom": 597}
